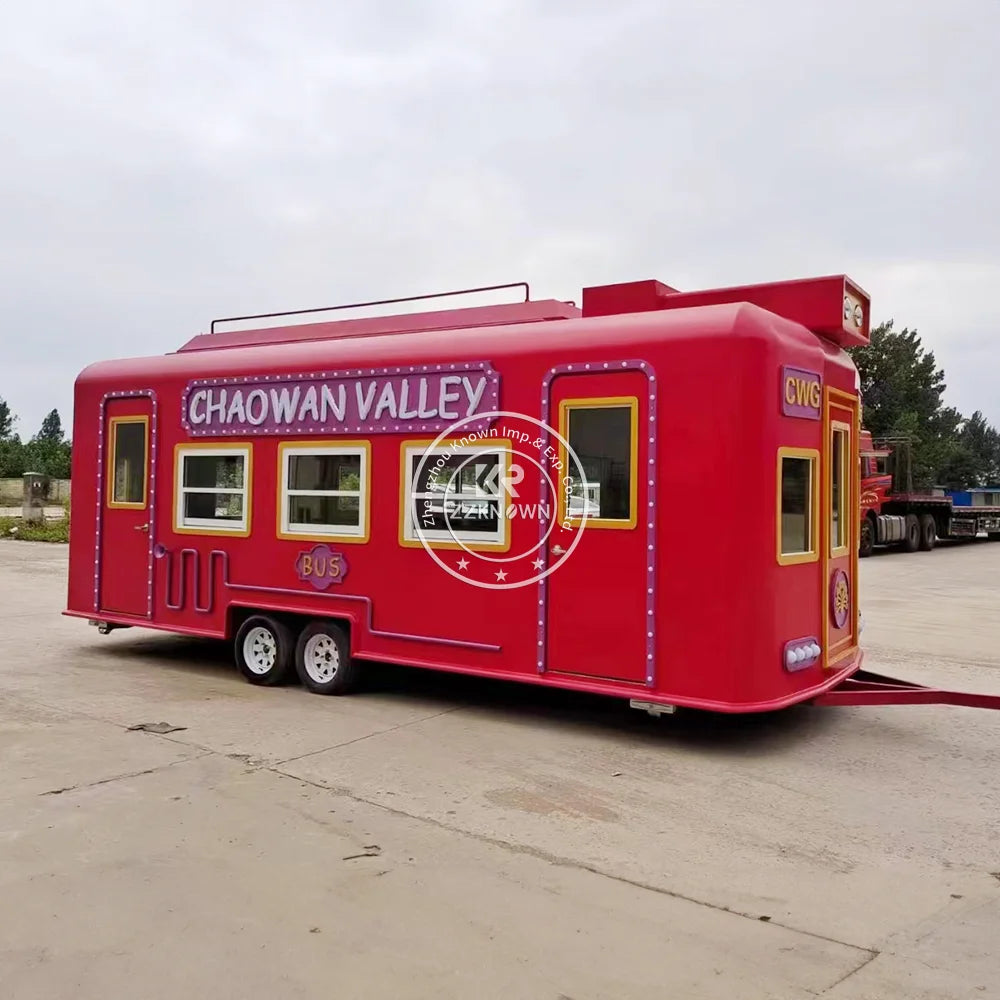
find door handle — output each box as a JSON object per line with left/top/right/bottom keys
{"left": 551, "top": 544, "right": 567, "bottom": 555}
{"left": 134, "top": 523, "right": 149, "bottom": 532}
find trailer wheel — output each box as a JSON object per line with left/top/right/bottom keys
{"left": 903, "top": 514, "right": 921, "bottom": 552}
{"left": 859, "top": 517, "right": 874, "bottom": 558}
{"left": 918, "top": 513, "right": 937, "bottom": 551}
{"left": 295, "top": 621, "right": 359, "bottom": 695}
{"left": 235, "top": 615, "right": 295, "bottom": 686}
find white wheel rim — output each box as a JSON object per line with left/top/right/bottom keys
{"left": 243, "top": 626, "right": 277, "bottom": 675}
{"left": 303, "top": 634, "right": 340, "bottom": 684}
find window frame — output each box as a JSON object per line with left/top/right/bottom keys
{"left": 107, "top": 416, "right": 149, "bottom": 510}
{"left": 399, "top": 438, "right": 513, "bottom": 551}
{"left": 829, "top": 422, "right": 851, "bottom": 557}
{"left": 173, "top": 443, "right": 253, "bottom": 537}
{"left": 776, "top": 446, "right": 820, "bottom": 566}
{"left": 276, "top": 440, "right": 371, "bottom": 544}
{"left": 557, "top": 396, "right": 639, "bottom": 530}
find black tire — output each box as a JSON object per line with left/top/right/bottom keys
{"left": 903, "top": 514, "right": 921, "bottom": 552}
{"left": 859, "top": 517, "right": 875, "bottom": 558}
{"left": 295, "top": 620, "right": 359, "bottom": 695}
{"left": 235, "top": 615, "right": 296, "bottom": 686}
{"left": 988, "top": 532, "right": 1000, "bottom": 542}
{"left": 918, "top": 513, "right": 937, "bottom": 551}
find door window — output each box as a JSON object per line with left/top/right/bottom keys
{"left": 559, "top": 397, "right": 638, "bottom": 529}
{"left": 108, "top": 418, "right": 148, "bottom": 508}
{"left": 830, "top": 426, "right": 849, "bottom": 554}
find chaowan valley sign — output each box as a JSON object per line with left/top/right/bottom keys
{"left": 181, "top": 363, "right": 501, "bottom": 437}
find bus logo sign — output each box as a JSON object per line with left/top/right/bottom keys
{"left": 296, "top": 545, "right": 349, "bottom": 590}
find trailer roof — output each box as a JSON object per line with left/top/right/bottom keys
{"left": 77, "top": 299, "right": 817, "bottom": 388}
{"left": 77, "top": 271, "right": 869, "bottom": 388}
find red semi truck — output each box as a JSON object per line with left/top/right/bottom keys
{"left": 859, "top": 431, "right": 1000, "bottom": 555}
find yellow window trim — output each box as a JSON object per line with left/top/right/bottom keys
{"left": 557, "top": 396, "right": 639, "bottom": 530}
{"left": 398, "top": 437, "right": 513, "bottom": 552}
{"left": 173, "top": 442, "right": 253, "bottom": 538}
{"left": 275, "top": 440, "right": 371, "bottom": 544}
{"left": 829, "top": 421, "right": 851, "bottom": 558}
{"left": 776, "top": 446, "right": 820, "bottom": 565}
{"left": 106, "top": 416, "right": 149, "bottom": 510}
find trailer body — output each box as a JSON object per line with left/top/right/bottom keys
{"left": 66, "top": 274, "right": 874, "bottom": 713}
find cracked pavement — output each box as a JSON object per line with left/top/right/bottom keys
{"left": 1, "top": 541, "right": 998, "bottom": 998}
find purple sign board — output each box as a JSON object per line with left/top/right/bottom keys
{"left": 182, "top": 362, "right": 500, "bottom": 437}
{"left": 296, "top": 544, "right": 349, "bottom": 591}
{"left": 780, "top": 366, "right": 822, "bottom": 420}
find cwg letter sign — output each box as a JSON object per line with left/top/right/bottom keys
{"left": 780, "top": 366, "right": 822, "bottom": 420}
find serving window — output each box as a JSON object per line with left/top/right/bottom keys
{"left": 400, "top": 441, "right": 510, "bottom": 549}
{"left": 777, "top": 447, "right": 819, "bottom": 565}
{"left": 174, "top": 445, "right": 252, "bottom": 536}
{"left": 278, "top": 442, "right": 369, "bottom": 542}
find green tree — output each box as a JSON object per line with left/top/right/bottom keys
{"left": 11, "top": 409, "right": 73, "bottom": 479}
{"left": 851, "top": 321, "right": 947, "bottom": 433}
{"left": 0, "top": 436, "right": 25, "bottom": 477}
{"left": 850, "top": 321, "right": 952, "bottom": 490}
{"left": 944, "top": 411, "right": 1000, "bottom": 487}
{"left": 37, "top": 409, "right": 64, "bottom": 444}
{"left": 0, "top": 397, "right": 14, "bottom": 441}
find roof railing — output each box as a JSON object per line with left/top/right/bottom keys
{"left": 209, "top": 282, "right": 531, "bottom": 334}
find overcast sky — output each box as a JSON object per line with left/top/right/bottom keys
{"left": 2, "top": 0, "right": 998, "bottom": 438}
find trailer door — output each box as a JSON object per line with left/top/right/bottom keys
{"left": 823, "top": 391, "right": 859, "bottom": 666}
{"left": 545, "top": 371, "right": 651, "bottom": 685}
{"left": 99, "top": 398, "right": 154, "bottom": 616}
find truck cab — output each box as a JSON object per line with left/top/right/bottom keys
{"left": 858, "top": 432, "right": 949, "bottom": 555}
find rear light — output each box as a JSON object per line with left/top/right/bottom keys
{"left": 784, "top": 637, "right": 821, "bottom": 672}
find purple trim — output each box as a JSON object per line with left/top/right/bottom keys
{"left": 783, "top": 636, "right": 820, "bottom": 673}
{"left": 180, "top": 363, "right": 500, "bottom": 438}
{"left": 537, "top": 360, "right": 657, "bottom": 687}
{"left": 160, "top": 547, "right": 500, "bottom": 653}
{"left": 95, "top": 390, "right": 159, "bottom": 617}
{"left": 780, "top": 366, "right": 822, "bottom": 420}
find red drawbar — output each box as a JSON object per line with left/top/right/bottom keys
{"left": 815, "top": 670, "right": 1000, "bottom": 709}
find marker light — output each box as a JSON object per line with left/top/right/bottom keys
{"left": 783, "top": 637, "right": 822, "bottom": 672}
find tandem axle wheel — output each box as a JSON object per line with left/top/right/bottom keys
{"left": 232, "top": 614, "right": 360, "bottom": 695}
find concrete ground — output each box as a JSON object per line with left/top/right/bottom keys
{"left": 1, "top": 541, "right": 998, "bottom": 999}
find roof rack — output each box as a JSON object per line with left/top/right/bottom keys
{"left": 209, "top": 282, "right": 531, "bottom": 334}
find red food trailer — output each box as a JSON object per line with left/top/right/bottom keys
{"left": 64, "top": 275, "right": 1000, "bottom": 714}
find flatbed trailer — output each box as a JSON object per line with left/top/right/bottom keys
{"left": 859, "top": 434, "right": 1000, "bottom": 555}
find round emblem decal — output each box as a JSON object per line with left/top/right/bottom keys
{"left": 830, "top": 569, "right": 850, "bottom": 629}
